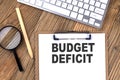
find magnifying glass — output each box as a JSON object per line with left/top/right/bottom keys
{"left": 0, "top": 26, "right": 24, "bottom": 71}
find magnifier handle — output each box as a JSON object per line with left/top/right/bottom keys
{"left": 13, "top": 50, "right": 24, "bottom": 71}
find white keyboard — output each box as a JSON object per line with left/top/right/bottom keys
{"left": 17, "top": 0, "right": 110, "bottom": 28}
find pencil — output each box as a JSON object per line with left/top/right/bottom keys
{"left": 16, "top": 7, "right": 33, "bottom": 58}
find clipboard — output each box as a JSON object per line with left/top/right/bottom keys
{"left": 38, "top": 32, "right": 106, "bottom": 80}
{"left": 53, "top": 31, "right": 91, "bottom": 40}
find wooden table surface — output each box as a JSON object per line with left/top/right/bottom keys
{"left": 0, "top": 0, "right": 120, "bottom": 80}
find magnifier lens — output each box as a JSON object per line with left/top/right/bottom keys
{"left": 0, "top": 26, "right": 23, "bottom": 71}
{"left": 0, "top": 27, "right": 21, "bottom": 50}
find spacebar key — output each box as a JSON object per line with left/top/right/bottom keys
{"left": 42, "top": 2, "right": 70, "bottom": 16}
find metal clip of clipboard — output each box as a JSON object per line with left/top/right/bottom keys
{"left": 53, "top": 31, "right": 91, "bottom": 40}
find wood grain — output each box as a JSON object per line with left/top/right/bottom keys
{"left": 0, "top": 0, "right": 120, "bottom": 80}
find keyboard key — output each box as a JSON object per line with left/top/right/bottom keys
{"left": 79, "top": 8, "right": 84, "bottom": 14}
{"left": 84, "top": 10, "right": 90, "bottom": 16}
{"left": 61, "top": 0, "right": 66, "bottom": 2}
{"left": 89, "top": 5, "right": 95, "bottom": 11}
{"left": 84, "top": 0, "right": 89, "bottom": 3}
{"left": 95, "top": 8, "right": 104, "bottom": 15}
{"left": 42, "top": 2, "right": 70, "bottom": 16}
{"left": 90, "top": 0, "right": 95, "bottom": 5}
{"left": 67, "top": 4, "right": 73, "bottom": 10}
{"left": 80, "top": 0, "right": 83, "bottom": 1}
{"left": 62, "top": 2, "right": 68, "bottom": 8}
{"left": 56, "top": 1, "right": 62, "bottom": 6}
{"left": 77, "top": 14, "right": 83, "bottom": 20}
{"left": 89, "top": 18, "right": 95, "bottom": 25}
{"left": 73, "top": 6, "right": 79, "bottom": 12}
{"left": 36, "top": 0, "right": 43, "bottom": 7}
{"left": 83, "top": 4, "right": 89, "bottom": 9}
{"left": 99, "top": 0, "right": 108, "bottom": 4}
{"left": 70, "top": 12, "right": 78, "bottom": 18}
{"left": 78, "top": 2, "right": 83, "bottom": 7}
{"left": 83, "top": 19, "right": 88, "bottom": 23}
{"left": 66, "top": 0, "right": 72, "bottom": 3}
{"left": 45, "top": 0, "right": 50, "bottom": 2}
{"left": 95, "top": 23, "right": 100, "bottom": 27}
{"left": 50, "top": 0, "right": 56, "bottom": 4}
{"left": 29, "top": 0, "right": 35, "bottom": 4}
{"left": 101, "top": 4, "right": 106, "bottom": 9}
{"left": 95, "top": 2, "right": 101, "bottom": 7}
{"left": 90, "top": 12, "right": 103, "bottom": 20}
{"left": 72, "top": 0, "right": 78, "bottom": 5}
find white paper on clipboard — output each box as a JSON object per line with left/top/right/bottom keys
{"left": 39, "top": 33, "right": 106, "bottom": 80}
